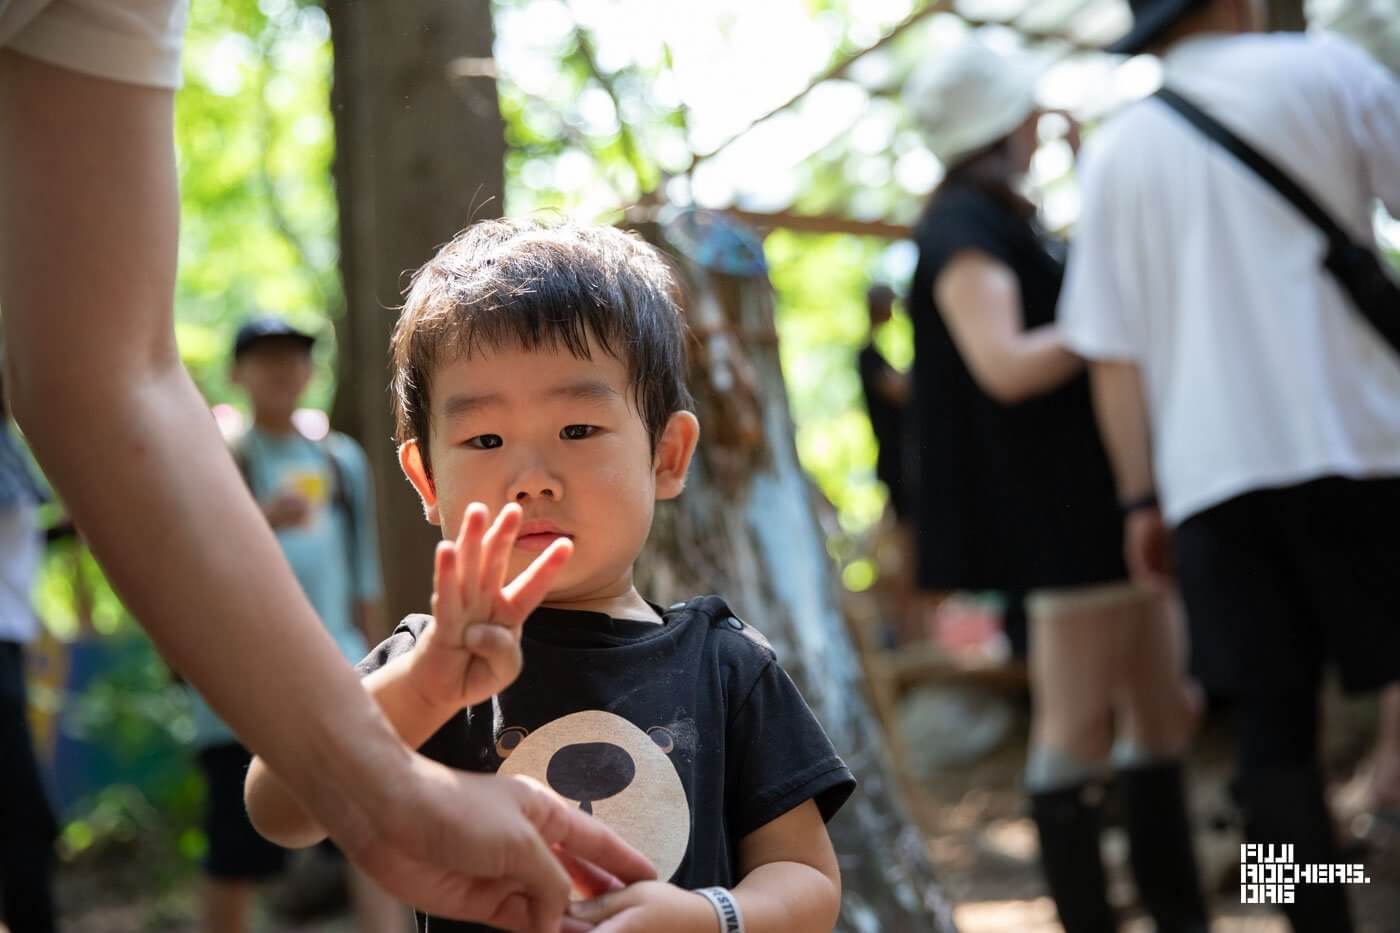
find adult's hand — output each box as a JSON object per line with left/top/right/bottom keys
{"left": 340, "top": 756, "right": 656, "bottom": 932}
{"left": 1124, "top": 506, "right": 1174, "bottom": 590}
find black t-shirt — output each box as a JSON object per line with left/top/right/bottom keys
{"left": 355, "top": 595, "right": 856, "bottom": 933}
{"left": 906, "top": 183, "right": 1125, "bottom": 591}
{"left": 857, "top": 343, "right": 908, "bottom": 516}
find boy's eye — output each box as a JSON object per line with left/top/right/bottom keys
{"left": 464, "top": 434, "right": 503, "bottom": 450}
{"left": 560, "top": 424, "right": 597, "bottom": 440}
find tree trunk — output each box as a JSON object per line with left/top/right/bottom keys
{"left": 632, "top": 232, "right": 959, "bottom": 932}
{"left": 1266, "top": 0, "right": 1307, "bottom": 31}
{"left": 325, "top": 0, "right": 505, "bottom": 626}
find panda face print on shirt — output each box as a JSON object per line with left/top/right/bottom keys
{"left": 495, "top": 710, "right": 691, "bottom": 881}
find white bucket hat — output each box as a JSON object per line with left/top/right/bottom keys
{"left": 905, "top": 40, "right": 1041, "bottom": 167}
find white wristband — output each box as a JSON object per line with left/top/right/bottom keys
{"left": 695, "top": 886, "right": 744, "bottom": 933}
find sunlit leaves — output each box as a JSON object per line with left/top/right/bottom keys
{"left": 174, "top": 0, "right": 338, "bottom": 412}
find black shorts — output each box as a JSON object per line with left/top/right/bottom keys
{"left": 0, "top": 641, "right": 58, "bottom": 853}
{"left": 1174, "top": 475, "right": 1400, "bottom": 698}
{"left": 197, "top": 742, "right": 287, "bottom": 881}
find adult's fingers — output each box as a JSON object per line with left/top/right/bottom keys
{"left": 351, "top": 846, "right": 536, "bottom": 932}
{"left": 502, "top": 537, "right": 574, "bottom": 626}
{"left": 515, "top": 776, "right": 656, "bottom": 885}
{"left": 478, "top": 886, "right": 533, "bottom": 932}
{"left": 552, "top": 845, "right": 625, "bottom": 899}
{"left": 514, "top": 823, "right": 574, "bottom": 933}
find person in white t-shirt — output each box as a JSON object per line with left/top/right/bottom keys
{"left": 1059, "top": 0, "right": 1400, "bottom": 930}
{"left": 0, "top": 4, "right": 654, "bottom": 929}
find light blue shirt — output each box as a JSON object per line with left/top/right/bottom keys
{"left": 190, "top": 427, "right": 383, "bottom": 747}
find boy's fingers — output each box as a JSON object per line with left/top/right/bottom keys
{"left": 433, "top": 542, "right": 463, "bottom": 634}
{"left": 501, "top": 538, "right": 573, "bottom": 626}
{"left": 567, "top": 895, "right": 642, "bottom": 929}
{"left": 479, "top": 503, "right": 524, "bottom": 603}
{"left": 462, "top": 624, "right": 522, "bottom": 692}
{"left": 456, "top": 503, "right": 489, "bottom": 618}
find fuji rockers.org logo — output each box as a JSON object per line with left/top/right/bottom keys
{"left": 1239, "top": 844, "right": 1371, "bottom": 904}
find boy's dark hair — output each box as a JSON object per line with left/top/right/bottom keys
{"left": 391, "top": 220, "right": 695, "bottom": 477}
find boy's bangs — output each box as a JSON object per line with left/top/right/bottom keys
{"left": 431, "top": 286, "right": 625, "bottom": 373}
{"left": 391, "top": 220, "right": 694, "bottom": 475}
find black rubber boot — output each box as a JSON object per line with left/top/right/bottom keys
{"left": 1118, "top": 760, "right": 1210, "bottom": 933}
{"left": 1237, "top": 765, "right": 1353, "bottom": 933}
{"left": 1029, "top": 781, "right": 1118, "bottom": 933}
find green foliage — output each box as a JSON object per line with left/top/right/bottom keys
{"left": 766, "top": 230, "right": 910, "bottom": 531}
{"left": 58, "top": 643, "right": 203, "bottom": 863}
{"left": 174, "top": 0, "right": 339, "bottom": 412}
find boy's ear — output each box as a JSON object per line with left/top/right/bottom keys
{"left": 398, "top": 440, "right": 442, "bottom": 526}
{"left": 653, "top": 410, "right": 700, "bottom": 501}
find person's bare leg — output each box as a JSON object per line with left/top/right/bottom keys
{"left": 1027, "top": 600, "right": 1120, "bottom": 766}
{"left": 349, "top": 866, "right": 411, "bottom": 933}
{"left": 1116, "top": 593, "right": 1201, "bottom": 758}
{"left": 200, "top": 879, "right": 255, "bottom": 933}
{"left": 0, "top": 49, "right": 652, "bottom": 926}
{"left": 1025, "top": 595, "right": 1122, "bottom": 933}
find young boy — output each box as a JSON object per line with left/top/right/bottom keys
{"left": 246, "top": 221, "right": 854, "bottom": 933}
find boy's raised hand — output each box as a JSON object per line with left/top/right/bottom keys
{"left": 413, "top": 502, "right": 573, "bottom": 710}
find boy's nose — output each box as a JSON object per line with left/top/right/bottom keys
{"left": 508, "top": 464, "right": 562, "bottom": 502}
{"left": 514, "top": 486, "right": 556, "bottom": 502}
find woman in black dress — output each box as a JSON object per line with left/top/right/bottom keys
{"left": 904, "top": 40, "right": 1208, "bottom": 933}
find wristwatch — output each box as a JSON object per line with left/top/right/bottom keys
{"left": 1120, "top": 492, "right": 1159, "bottom": 515}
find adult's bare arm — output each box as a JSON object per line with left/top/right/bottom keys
{"left": 1086, "top": 359, "right": 1155, "bottom": 503}
{"left": 936, "top": 249, "right": 1082, "bottom": 404}
{"left": 0, "top": 50, "right": 651, "bottom": 931}
{"left": 875, "top": 367, "right": 911, "bottom": 406}
{"left": 1087, "top": 359, "right": 1172, "bottom": 585}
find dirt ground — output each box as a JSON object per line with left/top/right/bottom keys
{"left": 902, "top": 687, "right": 1400, "bottom": 933}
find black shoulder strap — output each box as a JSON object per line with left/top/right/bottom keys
{"left": 317, "top": 434, "right": 354, "bottom": 514}
{"left": 1154, "top": 87, "right": 1352, "bottom": 247}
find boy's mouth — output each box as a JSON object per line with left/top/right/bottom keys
{"left": 515, "top": 520, "right": 572, "bottom": 553}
